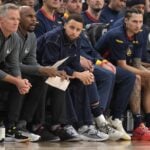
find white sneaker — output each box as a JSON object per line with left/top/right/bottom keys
{"left": 78, "top": 125, "right": 109, "bottom": 142}
{"left": 63, "top": 125, "right": 81, "bottom": 142}
{"left": 108, "top": 117, "right": 131, "bottom": 140}
{"left": 98, "top": 123, "right": 123, "bottom": 141}
{"left": 20, "top": 131, "right": 41, "bottom": 142}
{"left": 0, "top": 127, "right": 5, "bottom": 142}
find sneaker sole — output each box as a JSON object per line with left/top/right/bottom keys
{"left": 15, "top": 138, "right": 30, "bottom": 143}
{"left": 120, "top": 134, "right": 131, "bottom": 141}
{"left": 5, "top": 137, "right": 29, "bottom": 143}
{"left": 29, "top": 136, "right": 41, "bottom": 142}
{"left": 21, "top": 132, "right": 41, "bottom": 142}
{"left": 109, "top": 135, "right": 122, "bottom": 141}
{"left": 39, "top": 137, "right": 60, "bottom": 142}
{"left": 80, "top": 135, "right": 109, "bottom": 142}
{"left": 64, "top": 137, "right": 82, "bottom": 142}
{"left": 0, "top": 138, "right": 4, "bottom": 142}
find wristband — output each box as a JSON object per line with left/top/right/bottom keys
{"left": 96, "top": 60, "right": 102, "bottom": 66}
{"left": 102, "top": 59, "right": 108, "bottom": 64}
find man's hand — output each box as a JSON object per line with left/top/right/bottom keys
{"left": 101, "top": 61, "right": 116, "bottom": 74}
{"left": 56, "top": 70, "right": 69, "bottom": 80}
{"left": 73, "top": 71, "right": 94, "bottom": 85}
{"left": 15, "top": 78, "right": 32, "bottom": 95}
{"left": 96, "top": 59, "right": 116, "bottom": 74}
{"left": 40, "top": 67, "right": 59, "bottom": 77}
{"left": 80, "top": 56, "right": 94, "bottom": 72}
{"left": 141, "top": 70, "right": 150, "bottom": 78}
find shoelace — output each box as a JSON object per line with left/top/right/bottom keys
{"left": 65, "top": 126, "right": 78, "bottom": 136}
{"left": 101, "top": 124, "right": 115, "bottom": 134}
{"left": 11, "top": 127, "right": 22, "bottom": 136}
{"left": 88, "top": 126, "right": 99, "bottom": 135}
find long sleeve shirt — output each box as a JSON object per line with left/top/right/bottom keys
{"left": 17, "top": 31, "right": 41, "bottom": 76}
{"left": 0, "top": 30, "right": 21, "bottom": 80}
{"left": 37, "top": 27, "right": 84, "bottom": 75}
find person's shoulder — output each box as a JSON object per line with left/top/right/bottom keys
{"left": 101, "top": 6, "right": 110, "bottom": 14}
{"left": 109, "top": 26, "right": 124, "bottom": 35}
{"left": 81, "top": 11, "right": 87, "bottom": 16}
{"left": 28, "top": 32, "right": 36, "bottom": 38}
{"left": 102, "top": 6, "right": 109, "bottom": 11}
{"left": 104, "top": 26, "right": 125, "bottom": 42}
{"left": 26, "top": 32, "right": 37, "bottom": 43}
{"left": 136, "top": 30, "right": 146, "bottom": 44}
{"left": 36, "top": 9, "right": 45, "bottom": 20}
{"left": 111, "top": 17, "right": 124, "bottom": 29}
{"left": 47, "top": 26, "right": 62, "bottom": 36}
{"left": 36, "top": 9, "right": 42, "bottom": 16}
{"left": 11, "top": 32, "right": 21, "bottom": 42}
{"left": 11, "top": 32, "right": 19, "bottom": 37}
{"left": 39, "top": 27, "right": 63, "bottom": 43}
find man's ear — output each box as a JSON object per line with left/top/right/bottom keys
{"left": 64, "top": 23, "right": 66, "bottom": 29}
{"left": 0, "top": 16, "right": 3, "bottom": 23}
{"left": 124, "top": 18, "right": 128, "bottom": 25}
{"left": 86, "top": 0, "right": 90, "bottom": 5}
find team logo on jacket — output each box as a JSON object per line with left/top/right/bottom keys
{"left": 126, "top": 48, "right": 132, "bottom": 56}
{"left": 25, "top": 48, "right": 29, "bottom": 54}
{"left": 115, "top": 39, "right": 124, "bottom": 44}
{"left": 132, "top": 40, "right": 139, "bottom": 44}
{"left": 6, "top": 49, "right": 11, "bottom": 54}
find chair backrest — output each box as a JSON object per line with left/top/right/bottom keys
{"left": 85, "top": 23, "right": 109, "bottom": 47}
{"left": 147, "top": 29, "right": 150, "bottom": 51}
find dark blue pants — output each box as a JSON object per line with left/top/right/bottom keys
{"left": 66, "top": 79, "right": 93, "bottom": 127}
{"left": 110, "top": 67, "right": 136, "bottom": 119}
{"left": 87, "top": 66, "right": 135, "bottom": 119}
{"left": 93, "top": 65, "right": 115, "bottom": 110}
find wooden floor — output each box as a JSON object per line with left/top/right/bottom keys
{"left": 1, "top": 141, "right": 150, "bottom": 150}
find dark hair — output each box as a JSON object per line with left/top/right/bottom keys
{"left": 1, "top": 0, "right": 20, "bottom": 4}
{"left": 125, "top": 8, "right": 143, "bottom": 19}
{"left": 66, "top": 13, "right": 83, "bottom": 24}
{"left": 126, "top": 0, "right": 145, "bottom": 7}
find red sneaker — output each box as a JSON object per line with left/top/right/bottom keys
{"left": 132, "top": 124, "right": 150, "bottom": 141}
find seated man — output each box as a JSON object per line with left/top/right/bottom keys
{"left": 81, "top": 0, "right": 104, "bottom": 26}
{"left": 16, "top": 6, "right": 81, "bottom": 142}
{"left": 37, "top": 13, "right": 135, "bottom": 141}
{"left": 0, "top": 3, "right": 31, "bottom": 142}
{"left": 110, "top": 0, "right": 150, "bottom": 135}
{"left": 19, "top": 0, "right": 35, "bottom": 8}
{"left": 61, "top": 0, "right": 134, "bottom": 141}
{"left": 48, "top": 0, "right": 135, "bottom": 140}
{"left": 34, "top": 0, "right": 63, "bottom": 38}
{"left": 95, "top": 8, "right": 150, "bottom": 141}
{"left": 37, "top": 13, "right": 111, "bottom": 142}
{"left": 100, "top": 0, "right": 126, "bottom": 27}
{"left": 80, "top": 28, "right": 135, "bottom": 141}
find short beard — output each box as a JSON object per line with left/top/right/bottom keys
{"left": 28, "top": 28, "right": 34, "bottom": 32}
{"left": 92, "top": 8, "right": 101, "bottom": 13}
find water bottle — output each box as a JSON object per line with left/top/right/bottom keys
{"left": 126, "top": 110, "right": 134, "bottom": 133}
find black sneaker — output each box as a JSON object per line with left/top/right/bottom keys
{"left": 53, "top": 125, "right": 81, "bottom": 142}
{"left": 5, "top": 126, "right": 29, "bottom": 143}
{"left": 33, "top": 126, "right": 60, "bottom": 142}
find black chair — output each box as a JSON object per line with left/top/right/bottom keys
{"left": 85, "top": 23, "right": 109, "bottom": 47}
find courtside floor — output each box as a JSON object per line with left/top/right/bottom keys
{"left": 1, "top": 141, "right": 150, "bottom": 150}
